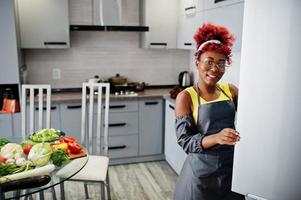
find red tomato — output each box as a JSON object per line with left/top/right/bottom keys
{"left": 60, "top": 136, "right": 77, "bottom": 143}
{"left": 0, "top": 156, "right": 7, "bottom": 163}
{"left": 23, "top": 144, "right": 32, "bottom": 155}
{"left": 68, "top": 142, "right": 82, "bottom": 154}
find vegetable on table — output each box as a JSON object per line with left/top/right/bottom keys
{"left": 23, "top": 145, "right": 32, "bottom": 155}
{"left": 51, "top": 149, "right": 70, "bottom": 167}
{"left": 0, "top": 164, "right": 55, "bottom": 184}
{"left": 51, "top": 142, "right": 68, "bottom": 152}
{"left": 0, "top": 163, "right": 32, "bottom": 177}
{"left": 0, "top": 156, "right": 7, "bottom": 164}
{"left": 60, "top": 136, "right": 77, "bottom": 144}
{"left": 67, "top": 142, "right": 82, "bottom": 154}
{"left": 30, "top": 128, "right": 61, "bottom": 142}
{"left": 0, "top": 138, "right": 11, "bottom": 148}
{"left": 0, "top": 143, "right": 24, "bottom": 160}
{"left": 0, "top": 175, "right": 51, "bottom": 192}
{"left": 28, "top": 143, "right": 52, "bottom": 167}
{"left": 20, "top": 140, "right": 37, "bottom": 148}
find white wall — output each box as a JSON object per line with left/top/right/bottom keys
{"left": 25, "top": 32, "right": 190, "bottom": 88}
{"left": 232, "top": 0, "right": 301, "bottom": 199}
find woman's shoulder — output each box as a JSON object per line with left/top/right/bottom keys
{"left": 176, "top": 89, "right": 192, "bottom": 105}
{"left": 175, "top": 89, "right": 193, "bottom": 116}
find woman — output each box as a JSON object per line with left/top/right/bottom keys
{"left": 173, "top": 24, "right": 245, "bottom": 200}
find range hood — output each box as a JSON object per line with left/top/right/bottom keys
{"left": 70, "top": 0, "right": 148, "bottom": 32}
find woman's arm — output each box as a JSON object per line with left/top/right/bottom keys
{"left": 175, "top": 91, "right": 205, "bottom": 153}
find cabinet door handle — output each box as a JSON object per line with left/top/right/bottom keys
{"left": 108, "top": 145, "right": 126, "bottom": 150}
{"left": 185, "top": 6, "right": 196, "bottom": 11}
{"left": 108, "top": 123, "right": 126, "bottom": 127}
{"left": 44, "top": 42, "right": 67, "bottom": 45}
{"left": 150, "top": 43, "right": 167, "bottom": 46}
{"left": 67, "top": 105, "right": 82, "bottom": 109}
{"left": 108, "top": 105, "right": 126, "bottom": 109}
{"left": 169, "top": 105, "right": 175, "bottom": 110}
{"left": 184, "top": 43, "right": 192, "bottom": 46}
{"left": 145, "top": 101, "right": 158, "bottom": 105}
{"left": 214, "top": 0, "right": 226, "bottom": 3}
{"left": 35, "top": 106, "right": 56, "bottom": 111}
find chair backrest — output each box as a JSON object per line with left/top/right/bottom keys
{"left": 21, "top": 84, "right": 51, "bottom": 139}
{"left": 81, "top": 82, "right": 110, "bottom": 156}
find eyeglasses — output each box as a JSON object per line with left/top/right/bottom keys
{"left": 201, "top": 58, "right": 228, "bottom": 71}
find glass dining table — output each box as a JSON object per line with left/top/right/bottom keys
{"left": 0, "top": 136, "right": 89, "bottom": 200}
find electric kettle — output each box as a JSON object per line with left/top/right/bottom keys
{"left": 178, "top": 71, "right": 191, "bottom": 88}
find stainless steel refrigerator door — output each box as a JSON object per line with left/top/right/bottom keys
{"left": 232, "top": 0, "right": 301, "bottom": 200}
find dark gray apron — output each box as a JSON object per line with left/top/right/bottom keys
{"left": 174, "top": 87, "right": 244, "bottom": 200}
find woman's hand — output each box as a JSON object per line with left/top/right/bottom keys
{"left": 215, "top": 128, "right": 240, "bottom": 145}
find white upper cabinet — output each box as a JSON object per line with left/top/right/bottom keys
{"left": 203, "top": 1, "right": 244, "bottom": 52}
{"left": 177, "top": 0, "right": 204, "bottom": 50}
{"left": 141, "top": 0, "right": 178, "bottom": 49}
{"left": 69, "top": 0, "right": 93, "bottom": 25}
{"left": 17, "top": 0, "right": 69, "bottom": 48}
{"left": 0, "top": 0, "right": 21, "bottom": 84}
{"left": 203, "top": 0, "right": 244, "bottom": 10}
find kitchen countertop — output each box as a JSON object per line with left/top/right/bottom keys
{"left": 163, "top": 96, "right": 176, "bottom": 105}
{"left": 50, "top": 88, "right": 174, "bottom": 102}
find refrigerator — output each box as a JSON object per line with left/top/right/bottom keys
{"left": 232, "top": 0, "right": 301, "bottom": 200}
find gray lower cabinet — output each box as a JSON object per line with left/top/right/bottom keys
{"left": 105, "top": 100, "right": 139, "bottom": 158}
{"left": 139, "top": 98, "right": 163, "bottom": 156}
{"left": 0, "top": 114, "right": 14, "bottom": 137}
{"left": 60, "top": 102, "right": 82, "bottom": 140}
{"left": 57, "top": 98, "right": 164, "bottom": 161}
{"left": 0, "top": 113, "right": 22, "bottom": 137}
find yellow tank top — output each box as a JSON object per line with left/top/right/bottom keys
{"left": 185, "top": 83, "right": 233, "bottom": 123}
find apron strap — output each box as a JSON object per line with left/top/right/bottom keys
{"left": 217, "top": 85, "right": 232, "bottom": 100}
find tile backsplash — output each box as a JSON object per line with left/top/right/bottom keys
{"left": 25, "top": 32, "right": 190, "bottom": 88}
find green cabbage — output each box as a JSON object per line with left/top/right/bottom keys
{"left": 29, "top": 128, "right": 61, "bottom": 142}
{"left": 28, "top": 143, "right": 52, "bottom": 167}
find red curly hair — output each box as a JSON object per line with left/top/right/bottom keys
{"left": 194, "top": 23, "right": 235, "bottom": 64}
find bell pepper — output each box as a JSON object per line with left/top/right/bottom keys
{"left": 68, "top": 142, "right": 82, "bottom": 154}
{"left": 60, "top": 136, "right": 77, "bottom": 144}
{"left": 51, "top": 142, "right": 68, "bottom": 152}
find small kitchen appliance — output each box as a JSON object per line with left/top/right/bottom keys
{"left": 178, "top": 71, "right": 192, "bottom": 88}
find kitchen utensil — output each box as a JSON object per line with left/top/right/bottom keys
{"left": 109, "top": 74, "right": 127, "bottom": 85}
{"left": 0, "top": 88, "right": 20, "bottom": 113}
{"left": 178, "top": 71, "right": 191, "bottom": 88}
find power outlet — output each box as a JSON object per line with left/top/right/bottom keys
{"left": 52, "top": 68, "right": 61, "bottom": 80}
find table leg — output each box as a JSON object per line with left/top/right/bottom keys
{"left": 60, "top": 183, "right": 65, "bottom": 200}
{"left": 39, "top": 191, "right": 44, "bottom": 200}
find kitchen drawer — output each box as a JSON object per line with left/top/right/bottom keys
{"left": 107, "top": 112, "right": 138, "bottom": 136}
{"left": 92, "top": 111, "right": 138, "bottom": 136}
{"left": 104, "top": 100, "right": 138, "bottom": 113}
{"left": 97, "top": 134, "right": 138, "bottom": 159}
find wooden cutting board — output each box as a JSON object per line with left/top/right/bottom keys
{"left": 68, "top": 149, "right": 87, "bottom": 160}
